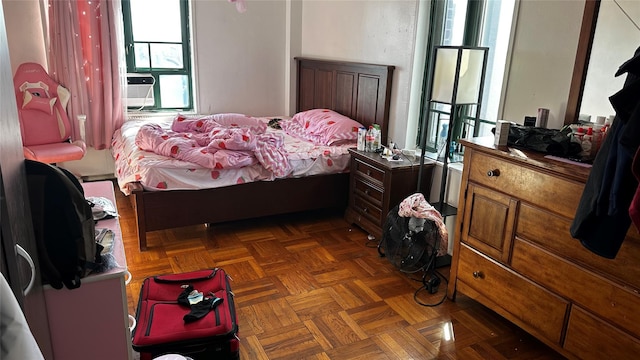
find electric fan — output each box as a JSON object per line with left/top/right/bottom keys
{"left": 378, "top": 204, "right": 440, "bottom": 274}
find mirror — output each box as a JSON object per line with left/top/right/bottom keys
{"left": 565, "top": 0, "right": 640, "bottom": 125}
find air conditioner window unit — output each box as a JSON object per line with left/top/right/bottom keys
{"left": 127, "top": 73, "right": 155, "bottom": 108}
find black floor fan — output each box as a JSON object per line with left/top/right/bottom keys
{"left": 378, "top": 204, "right": 447, "bottom": 306}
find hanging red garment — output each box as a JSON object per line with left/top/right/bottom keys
{"left": 630, "top": 148, "right": 640, "bottom": 232}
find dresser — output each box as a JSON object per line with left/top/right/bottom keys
{"left": 345, "top": 149, "right": 434, "bottom": 240}
{"left": 43, "top": 180, "right": 133, "bottom": 360}
{"left": 449, "top": 137, "right": 640, "bottom": 359}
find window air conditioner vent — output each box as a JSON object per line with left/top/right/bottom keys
{"left": 126, "top": 73, "right": 155, "bottom": 108}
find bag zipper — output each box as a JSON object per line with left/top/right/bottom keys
{"left": 153, "top": 268, "right": 218, "bottom": 283}
{"left": 145, "top": 301, "right": 179, "bottom": 336}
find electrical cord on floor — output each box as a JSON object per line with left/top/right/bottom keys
{"left": 412, "top": 268, "right": 448, "bottom": 307}
{"left": 403, "top": 240, "right": 448, "bottom": 307}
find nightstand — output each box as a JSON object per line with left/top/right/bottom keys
{"left": 345, "top": 149, "right": 435, "bottom": 240}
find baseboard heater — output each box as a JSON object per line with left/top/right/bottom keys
{"left": 126, "top": 73, "right": 155, "bottom": 108}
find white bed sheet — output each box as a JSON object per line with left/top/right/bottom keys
{"left": 111, "top": 115, "right": 354, "bottom": 194}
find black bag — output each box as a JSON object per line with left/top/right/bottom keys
{"left": 507, "top": 124, "right": 583, "bottom": 158}
{"left": 25, "top": 160, "right": 101, "bottom": 289}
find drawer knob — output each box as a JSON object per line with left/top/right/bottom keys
{"left": 363, "top": 207, "right": 368, "bottom": 213}
{"left": 365, "top": 189, "right": 370, "bottom": 195}
{"left": 367, "top": 170, "right": 372, "bottom": 176}
{"left": 472, "top": 271, "right": 484, "bottom": 279}
{"left": 486, "top": 169, "right": 500, "bottom": 177}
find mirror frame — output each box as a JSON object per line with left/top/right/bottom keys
{"left": 564, "top": 0, "right": 601, "bottom": 125}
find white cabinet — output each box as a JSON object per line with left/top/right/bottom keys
{"left": 43, "top": 181, "right": 132, "bottom": 360}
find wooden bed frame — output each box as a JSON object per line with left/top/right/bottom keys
{"left": 126, "top": 58, "right": 395, "bottom": 250}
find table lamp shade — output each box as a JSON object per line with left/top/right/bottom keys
{"left": 431, "top": 47, "right": 486, "bottom": 105}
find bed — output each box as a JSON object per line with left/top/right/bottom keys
{"left": 114, "top": 58, "right": 394, "bottom": 251}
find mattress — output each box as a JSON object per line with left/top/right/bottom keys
{"left": 111, "top": 115, "right": 354, "bottom": 195}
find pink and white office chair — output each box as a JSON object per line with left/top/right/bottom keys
{"left": 13, "top": 62, "right": 86, "bottom": 164}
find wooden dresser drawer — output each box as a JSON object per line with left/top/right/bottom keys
{"left": 457, "top": 244, "right": 568, "bottom": 344}
{"left": 353, "top": 178, "right": 384, "bottom": 206}
{"left": 511, "top": 238, "right": 640, "bottom": 338}
{"left": 564, "top": 307, "right": 640, "bottom": 360}
{"left": 516, "top": 203, "right": 640, "bottom": 290}
{"left": 353, "top": 158, "right": 385, "bottom": 186}
{"left": 466, "top": 151, "right": 583, "bottom": 218}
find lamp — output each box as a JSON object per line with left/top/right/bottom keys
{"left": 418, "top": 45, "right": 488, "bottom": 216}
{"left": 431, "top": 47, "right": 487, "bottom": 105}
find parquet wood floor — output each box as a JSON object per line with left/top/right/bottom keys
{"left": 113, "top": 181, "right": 565, "bottom": 359}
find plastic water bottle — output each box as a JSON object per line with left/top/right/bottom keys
{"left": 372, "top": 124, "right": 381, "bottom": 151}
{"left": 365, "top": 126, "right": 374, "bottom": 152}
{"left": 357, "top": 127, "right": 366, "bottom": 151}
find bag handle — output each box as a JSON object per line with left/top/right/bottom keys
{"left": 153, "top": 269, "right": 218, "bottom": 283}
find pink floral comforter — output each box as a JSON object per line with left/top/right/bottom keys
{"left": 135, "top": 114, "right": 291, "bottom": 178}
{"left": 112, "top": 114, "right": 354, "bottom": 194}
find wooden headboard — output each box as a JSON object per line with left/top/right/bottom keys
{"left": 295, "top": 57, "right": 395, "bottom": 146}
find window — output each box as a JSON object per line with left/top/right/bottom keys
{"left": 122, "top": 0, "right": 193, "bottom": 111}
{"left": 418, "top": 0, "right": 515, "bottom": 156}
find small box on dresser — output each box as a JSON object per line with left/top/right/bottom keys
{"left": 345, "top": 149, "right": 435, "bottom": 240}
{"left": 448, "top": 137, "right": 640, "bottom": 360}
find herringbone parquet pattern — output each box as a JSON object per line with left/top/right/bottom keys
{"left": 112, "top": 181, "right": 565, "bottom": 359}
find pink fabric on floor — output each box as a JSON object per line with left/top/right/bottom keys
{"left": 398, "top": 193, "right": 449, "bottom": 256}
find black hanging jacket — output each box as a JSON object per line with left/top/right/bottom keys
{"left": 570, "top": 47, "right": 640, "bottom": 259}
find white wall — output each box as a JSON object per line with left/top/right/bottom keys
{"left": 4, "top": 0, "right": 589, "bottom": 177}
{"left": 300, "top": 0, "right": 585, "bottom": 142}
{"left": 192, "top": 0, "right": 288, "bottom": 116}
{"left": 300, "top": 0, "right": 420, "bottom": 148}
{"left": 3, "top": 0, "right": 47, "bottom": 73}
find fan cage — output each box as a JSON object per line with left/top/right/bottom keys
{"left": 379, "top": 205, "right": 441, "bottom": 274}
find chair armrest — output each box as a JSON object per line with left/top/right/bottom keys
{"left": 77, "top": 114, "right": 86, "bottom": 142}
{"left": 71, "top": 140, "right": 87, "bottom": 153}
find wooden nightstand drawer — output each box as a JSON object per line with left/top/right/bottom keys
{"left": 457, "top": 244, "right": 568, "bottom": 344}
{"left": 352, "top": 195, "right": 384, "bottom": 225}
{"left": 467, "top": 151, "right": 582, "bottom": 218}
{"left": 353, "top": 178, "right": 384, "bottom": 206}
{"left": 353, "top": 157, "right": 385, "bottom": 186}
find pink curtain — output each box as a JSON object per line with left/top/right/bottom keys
{"left": 48, "top": 0, "right": 126, "bottom": 150}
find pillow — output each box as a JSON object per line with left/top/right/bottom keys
{"left": 280, "top": 120, "right": 324, "bottom": 144}
{"left": 210, "top": 113, "right": 268, "bottom": 133}
{"left": 285, "top": 109, "right": 363, "bottom": 145}
{"left": 173, "top": 113, "right": 266, "bottom": 133}
{"left": 23, "top": 91, "right": 57, "bottom": 114}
